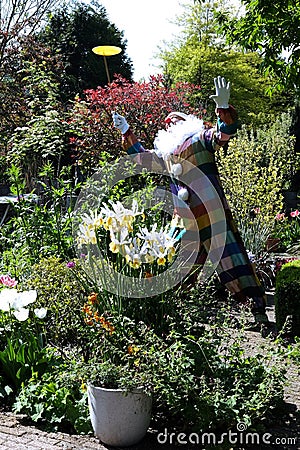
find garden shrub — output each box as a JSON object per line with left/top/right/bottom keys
{"left": 13, "top": 367, "right": 92, "bottom": 434}
{"left": 13, "top": 318, "right": 286, "bottom": 434}
{"left": 216, "top": 112, "right": 298, "bottom": 257}
{"left": 275, "top": 259, "right": 300, "bottom": 336}
{"left": 22, "top": 256, "right": 88, "bottom": 350}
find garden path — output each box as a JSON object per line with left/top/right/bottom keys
{"left": 0, "top": 298, "right": 299, "bottom": 450}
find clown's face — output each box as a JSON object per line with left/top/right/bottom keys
{"left": 165, "top": 115, "right": 185, "bottom": 130}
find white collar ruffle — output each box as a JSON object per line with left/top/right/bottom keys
{"left": 153, "top": 115, "right": 204, "bottom": 159}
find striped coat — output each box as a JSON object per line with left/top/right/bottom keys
{"left": 121, "top": 117, "right": 265, "bottom": 303}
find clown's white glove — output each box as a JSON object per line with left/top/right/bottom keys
{"left": 209, "top": 76, "right": 230, "bottom": 109}
{"left": 112, "top": 111, "right": 129, "bottom": 134}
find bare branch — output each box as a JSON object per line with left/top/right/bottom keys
{"left": 0, "top": 0, "right": 61, "bottom": 65}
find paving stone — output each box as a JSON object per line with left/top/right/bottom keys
{"left": 0, "top": 425, "right": 27, "bottom": 436}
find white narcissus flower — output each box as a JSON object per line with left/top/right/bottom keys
{"left": 157, "top": 255, "right": 167, "bottom": 266}
{"left": 100, "top": 200, "right": 144, "bottom": 231}
{"left": 81, "top": 210, "right": 104, "bottom": 229}
{"left": 110, "top": 227, "right": 130, "bottom": 246}
{"left": 77, "top": 223, "right": 97, "bottom": 246}
{"left": 109, "top": 227, "right": 132, "bottom": 254}
{"left": 137, "top": 224, "right": 158, "bottom": 244}
{"left": 77, "top": 210, "right": 105, "bottom": 246}
{"left": 130, "top": 254, "right": 142, "bottom": 269}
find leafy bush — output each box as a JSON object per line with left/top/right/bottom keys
{"left": 0, "top": 337, "right": 58, "bottom": 400}
{"left": 0, "top": 286, "right": 61, "bottom": 404}
{"left": 216, "top": 112, "right": 298, "bottom": 256}
{"left": 21, "top": 319, "right": 285, "bottom": 434}
{"left": 68, "top": 74, "right": 203, "bottom": 178}
{"left": 275, "top": 259, "right": 300, "bottom": 336}
{"left": 218, "top": 113, "right": 299, "bottom": 224}
{"left": 0, "top": 164, "right": 77, "bottom": 279}
{"left": 22, "top": 256, "right": 88, "bottom": 350}
{"left": 13, "top": 367, "right": 91, "bottom": 434}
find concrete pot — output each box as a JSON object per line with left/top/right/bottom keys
{"left": 87, "top": 385, "right": 152, "bottom": 447}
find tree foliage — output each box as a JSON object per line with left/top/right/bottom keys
{"left": 0, "top": 0, "right": 60, "bottom": 65}
{"left": 37, "top": 1, "right": 133, "bottom": 99}
{"left": 0, "top": 35, "right": 66, "bottom": 184}
{"left": 67, "top": 74, "right": 203, "bottom": 178}
{"left": 6, "top": 61, "right": 70, "bottom": 189}
{"left": 160, "top": 0, "right": 294, "bottom": 125}
{"left": 216, "top": 0, "right": 300, "bottom": 93}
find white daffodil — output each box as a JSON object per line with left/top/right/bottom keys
{"left": 81, "top": 210, "right": 104, "bottom": 229}
{"left": 144, "top": 253, "right": 155, "bottom": 264}
{"left": 137, "top": 224, "right": 158, "bottom": 244}
{"left": 157, "top": 255, "right": 167, "bottom": 266}
{"left": 110, "top": 227, "right": 130, "bottom": 246}
{"left": 77, "top": 223, "right": 97, "bottom": 246}
{"left": 100, "top": 200, "right": 143, "bottom": 232}
{"left": 100, "top": 202, "right": 118, "bottom": 227}
{"left": 147, "top": 242, "right": 168, "bottom": 266}
{"left": 125, "top": 237, "right": 152, "bottom": 269}
{"left": 109, "top": 241, "right": 120, "bottom": 254}
{"left": 109, "top": 227, "right": 131, "bottom": 254}
{"left": 130, "top": 253, "right": 142, "bottom": 269}
{"left": 103, "top": 215, "right": 118, "bottom": 231}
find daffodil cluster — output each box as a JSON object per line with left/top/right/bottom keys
{"left": 77, "top": 200, "right": 177, "bottom": 270}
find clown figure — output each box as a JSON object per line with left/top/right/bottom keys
{"left": 112, "top": 76, "right": 270, "bottom": 330}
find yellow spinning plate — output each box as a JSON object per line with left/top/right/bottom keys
{"left": 92, "top": 45, "right": 122, "bottom": 56}
{"left": 92, "top": 46, "right": 122, "bottom": 83}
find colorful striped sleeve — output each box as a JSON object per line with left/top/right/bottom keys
{"left": 122, "top": 129, "right": 146, "bottom": 155}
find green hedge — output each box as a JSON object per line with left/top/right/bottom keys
{"left": 275, "top": 259, "right": 300, "bottom": 336}
{"left": 22, "top": 256, "right": 88, "bottom": 349}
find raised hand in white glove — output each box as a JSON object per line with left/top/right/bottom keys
{"left": 209, "top": 76, "right": 230, "bottom": 109}
{"left": 112, "top": 111, "right": 129, "bottom": 134}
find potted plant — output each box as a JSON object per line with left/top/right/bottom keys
{"left": 73, "top": 311, "right": 154, "bottom": 447}
{"left": 69, "top": 194, "right": 179, "bottom": 446}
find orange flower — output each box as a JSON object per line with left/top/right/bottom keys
{"left": 82, "top": 303, "right": 93, "bottom": 315}
{"left": 93, "top": 312, "right": 102, "bottom": 322}
{"left": 128, "top": 345, "right": 140, "bottom": 355}
{"left": 144, "top": 271, "right": 153, "bottom": 279}
{"left": 88, "top": 292, "right": 98, "bottom": 305}
{"left": 101, "top": 319, "right": 115, "bottom": 334}
{"left": 84, "top": 318, "right": 94, "bottom": 326}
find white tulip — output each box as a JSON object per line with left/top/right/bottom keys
{"left": 13, "top": 290, "right": 37, "bottom": 309}
{"left": 34, "top": 308, "right": 47, "bottom": 319}
{"left": 0, "top": 288, "right": 17, "bottom": 311}
{"left": 13, "top": 308, "right": 29, "bottom": 322}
